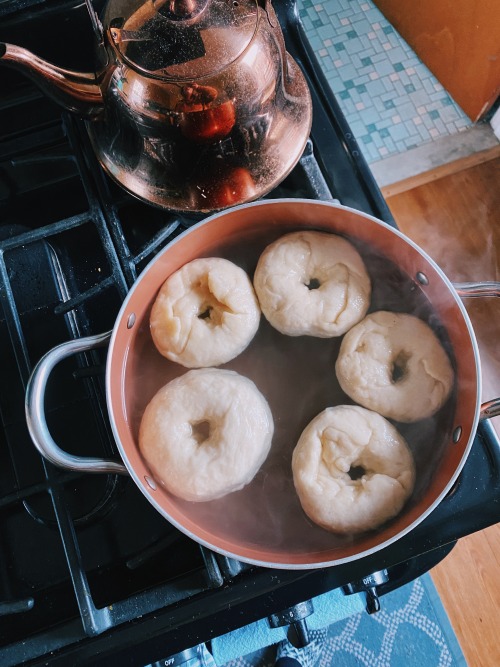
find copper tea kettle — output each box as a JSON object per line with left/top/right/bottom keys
{"left": 0, "top": 0, "right": 312, "bottom": 212}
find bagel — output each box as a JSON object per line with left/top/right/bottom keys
{"left": 139, "top": 368, "right": 274, "bottom": 502}
{"left": 150, "top": 257, "right": 260, "bottom": 368}
{"left": 253, "top": 231, "right": 371, "bottom": 337}
{"left": 292, "top": 405, "right": 416, "bottom": 534}
{"left": 335, "top": 311, "right": 454, "bottom": 422}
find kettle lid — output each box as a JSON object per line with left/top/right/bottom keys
{"left": 103, "top": 0, "right": 259, "bottom": 80}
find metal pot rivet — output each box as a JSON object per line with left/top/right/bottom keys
{"left": 127, "top": 313, "right": 136, "bottom": 329}
{"left": 452, "top": 426, "right": 462, "bottom": 443}
{"left": 416, "top": 271, "right": 429, "bottom": 286}
{"left": 144, "top": 476, "right": 157, "bottom": 490}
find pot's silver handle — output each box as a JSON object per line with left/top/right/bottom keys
{"left": 453, "top": 282, "right": 500, "bottom": 298}
{"left": 480, "top": 399, "right": 500, "bottom": 420}
{"left": 453, "top": 281, "right": 500, "bottom": 420}
{"left": 25, "top": 332, "right": 128, "bottom": 475}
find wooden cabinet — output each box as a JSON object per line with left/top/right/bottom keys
{"left": 373, "top": 0, "right": 500, "bottom": 121}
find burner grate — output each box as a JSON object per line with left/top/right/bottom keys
{"left": 0, "top": 92, "right": 345, "bottom": 647}
{"left": 0, "top": 98, "right": 221, "bottom": 647}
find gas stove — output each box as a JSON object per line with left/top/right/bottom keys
{"left": 0, "top": 1, "right": 499, "bottom": 666}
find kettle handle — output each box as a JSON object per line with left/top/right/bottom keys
{"left": 85, "top": 0, "right": 109, "bottom": 68}
{"left": 263, "top": 0, "right": 291, "bottom": 85}
{"left": 25, "top": 332, "right": 129, "bottom": 475}
{"left": 85, "top": 0, "right": 104, "bottom": 44}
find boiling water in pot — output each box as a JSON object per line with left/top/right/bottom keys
{"left": 125, "top": 225, "right": 456, "bottom": 555}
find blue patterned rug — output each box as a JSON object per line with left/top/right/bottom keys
{"left": 218, "top": 574, "right": 466, "bottom": 667}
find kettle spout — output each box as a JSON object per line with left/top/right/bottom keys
{"left": 0, "top": 43, "right": 105, "bottom": 119}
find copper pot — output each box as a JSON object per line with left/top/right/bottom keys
{"left": 0, "top": 0, "right": 312, "bottom": 213}
{"left": 25, "top": 200, "right": 500, "bottom": 568}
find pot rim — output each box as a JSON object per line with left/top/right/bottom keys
{"left": 105, "top": 198, "right": 482, "bottom": 569}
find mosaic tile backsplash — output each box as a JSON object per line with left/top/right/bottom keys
{"left": 298, "top": 0, "right": 472, "bottom": 163}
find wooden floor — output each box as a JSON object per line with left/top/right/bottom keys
{"left": 385, "top": 156, "right": 500, "bottom": 667}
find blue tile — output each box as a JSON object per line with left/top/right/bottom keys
{"left": 440, "top": 106, "right": 461, "bottom": 123}
{"left": 350, "top": 120, "right": 369, "bottom": 137}
{"left": 397, "top": 102, "right": 418, "bottom": 119}
{"left": 358, "top": 107, "right": 381, "bottom": 124}
{"left": 297, "top": 0, "right": 472, "bottom": 162}
{"left": 366, "top": 79, "right": 386, "bottom": 96}
{"left": 344, "top": 37, "right": 366, "bottom": 54}
{"left": 374, "top": 60, "right": 395, "bottom": 76}
{"left": 338, "top": 61, "right": 358, "bottom": 79}
{"left": 386, "top": 46, "right": 410, "bottom": 64}
{"left": 350, "top": 18, "right": 373, "bottom": 35}
{"left": 317, "top": 25, "right": 336, "bottom": 39}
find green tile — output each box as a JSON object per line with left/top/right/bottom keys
{"left": 383, "top": 25, "right": 394, "bottom": 34}
{"left": 379, "top": 128, "right": 390, "bottom": 138}
{"left": 362, "top": 134, "right": 373, "bottom": 144}
{"left": 339, "top": 90, "right": 350, "bottom": 100}
{"left": 361, "top": 56, "right": 373, "bottom": 67}
{"left": 404, "top": 84, "right": 416, "bottom": 93}
{"left": 334, "top": 42, "right": 346, "bottom": 52}
{"left": 429, "top": 109, "right": 440, "bottom": 120}
{"left": 356, "top": 84, "right": 367, "bottom": 93}
{"left": 393, "top": 62, "right": 405, "bottom": 72}
{"left": 366, "top": 123, "right": 377, "bottom": 133}
{"left": 383, "top": 99, "right": 395, "bottom": 110}
{"left": 346, "top": 30, "right": 357, "bottom": 39}
{"left": 344, "top": 79, "right": 355, "bottom": 89}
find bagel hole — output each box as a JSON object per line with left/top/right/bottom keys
{"left": 198, "top": 305, "right": 213, "bottom": 320}
{"left": 392, "top": 351, "right": 410, "bottom": 383}
{"left": 348, "top": 465, "right": 366, "bottom": 480}
{"left": 191, "top": 420, "right": 211, "bottom": 444}
{"left": 305, "top": 277, "right": 321, "bottom": 290}
{"left": 198, "top": 303, "right": 224, "bottom": 327}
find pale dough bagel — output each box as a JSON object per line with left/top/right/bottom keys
{"left": 335, "top": 311, "right": 454, "bottom": 422}
{"left": 150, "top": 257, "right": 260, "bottom": 368}
{"left": 292, "top": 405, "right": 416, "bottom": 534}
{"left": 253, "top": 231, "right": 371, "bottom": 337}
{"left": 139, "top": 368, "right": 274, "bottom": 502}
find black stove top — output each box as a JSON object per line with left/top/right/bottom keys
{"left": 0, "top": 1, "right": 499, "bottom": 666}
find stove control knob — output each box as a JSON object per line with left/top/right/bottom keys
{"left": 268, "top": 599, "right": 314, "bottom": 647}
{"left": 151, "top": 645, "right": 202, "bottom": 667}
{"left": 342, "top": 569, "right": 390, "bottom": 614}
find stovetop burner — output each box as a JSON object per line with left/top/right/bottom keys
{"left": 0, "top": 1, "right": 499, "bottom": 666}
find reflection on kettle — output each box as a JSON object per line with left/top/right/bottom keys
{"left": 0, "top": 0, "right": 312, "bottom": 212}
